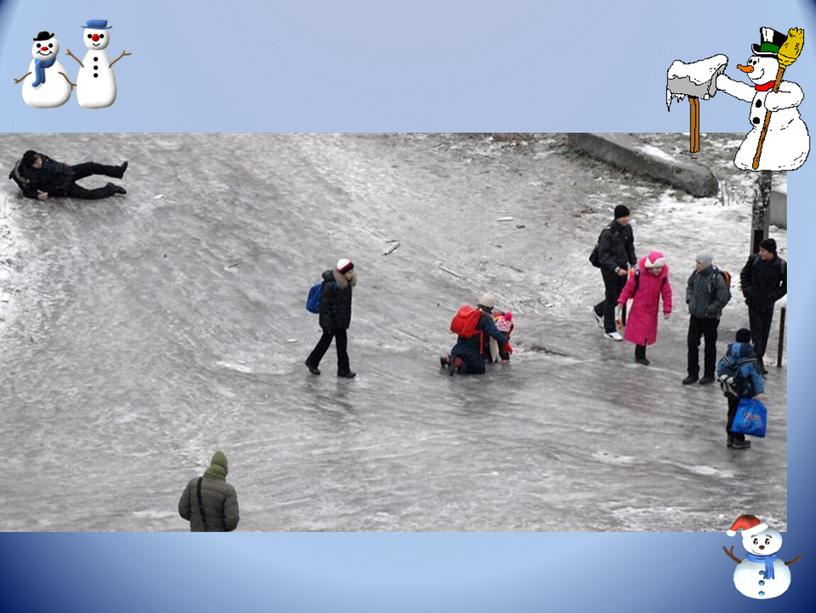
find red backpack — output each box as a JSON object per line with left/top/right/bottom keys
{"left": 450, "top": 305, "right": 482, "bottom": 339}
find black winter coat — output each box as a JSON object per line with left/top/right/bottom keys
{"left": 740, "top": 254, "right": 787, "bottom": 311}
{"left": 597, "top": 221, "right": 637, "bottom": 273}
{"left": 19, "top": 154, "right": 75, "bottom": 195}
{"left": 319, "top": 269, "right": 356, "bottom": 331}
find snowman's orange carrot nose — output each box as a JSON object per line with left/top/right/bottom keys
{"left": 737, "top": 64, "right": 754, "bottom": 73}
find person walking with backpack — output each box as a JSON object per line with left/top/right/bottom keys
{"left": 305, "top": 258, "right": 357, "bottom": 378}
{"left": 178, "top": 450, "right": 240, "bottom": 531}
{"left": 441, "top": 293, "right": 508, "bottom": 375}
{"left": 739, "top": 238, "right": 787, "bottom": 374}
{"left": 616, "top": 250, "right": 672, "bottom": 365}
{"left": 591, "top": 205, "right": 637, "bottom": 341}
{"left": 683, "top": 253, "right": 731, "bottom": 385}
{"left": 717, "top": 329, "right": 766, "bottom": 450}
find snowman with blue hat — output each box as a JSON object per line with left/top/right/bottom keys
{"left": 65, "top": 19, "right": 132, "bottom": 108}
{"left": 715, "top": 27, "right": 809, "bottom": 171}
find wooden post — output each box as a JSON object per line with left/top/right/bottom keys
{"left": 689, "top": 96, "right": 700, "bottom": 154}
{"left": 750, "top": 170, "right": 772, "bottom": 255}
{"left": 777, "top": 305, "right": 786, "bottom": 368}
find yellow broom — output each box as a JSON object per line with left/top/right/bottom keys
{"left": 752, "top": 28, "right": 805, "bottom": 170}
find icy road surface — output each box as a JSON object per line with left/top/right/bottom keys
{"left": 0, "top": 133, "right": 786, "bottom": 531}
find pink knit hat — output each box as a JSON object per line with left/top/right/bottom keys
{"left": 644, "top": 250, "right": 667, "bottom": 269}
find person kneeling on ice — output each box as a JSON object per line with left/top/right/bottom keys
{"left": 305, "top": 258, "right": 358, "bottom": 378}
{"left": 617, "top": 250, "right": 673, "bottom": 365}
{"left": 441, "top": 293, "right": 508, "bottom": 375}
{"left": 717, "top": 328, "right": 766, "bottom": 450}
{"left": 9, "top": 150, "right": 128, "bottom": 201}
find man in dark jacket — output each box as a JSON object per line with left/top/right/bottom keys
{"left": 178, "top": 450, "right": 240, "bottom": 531}
{"left": 739, "top": 238, "right": 787, "bottom": 374}
{"left": 305, "top": 258, "right": 357, "bottom": 378}
{"left": 683, "top": 253, "right": 731, "bottom": 385}
{"left": 8, "top": 150, "right": 128, "bottom": 201}
{"left": 442, "top": 293, "right": 508, "bottom": 375}
{"left": 592, "top": 205, "right": 637, "bottom": 341}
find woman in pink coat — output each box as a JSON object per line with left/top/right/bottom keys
{"left": 617, "top": 250, "right": 673, "bottom": 365}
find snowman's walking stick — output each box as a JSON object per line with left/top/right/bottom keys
{"left": 752, "top": 28, "right": 805, "bottom": 170}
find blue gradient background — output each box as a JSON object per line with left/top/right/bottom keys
{"left": 0, "top": 1, "right": 814, "bottom": 611}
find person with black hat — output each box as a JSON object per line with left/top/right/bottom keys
{"left": 305, "top": 258, "right": 358, "bottom": 378}
{"left": 739, "top": 238, "right": 786, "bottom": 374}
{"left": 716, "top": 328, "right": 766, "bottom": 450}
{"left": 8, "top": 150, "right": 128, "bottom": 201}
{"left": 591, "top": 205, "right": 637, "bottom": 341}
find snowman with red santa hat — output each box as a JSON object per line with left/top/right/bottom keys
{"left": 722, "top": 514, "right": 802, "bottom": 599}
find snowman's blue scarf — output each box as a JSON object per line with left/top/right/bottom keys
{"left": 746, "top": 553, "right": 779, "bottom": 579}
{"left": 32, "top": 56, "right": 56, "bottom": 87}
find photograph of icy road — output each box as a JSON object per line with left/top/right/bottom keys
{"left": 0, "top": 133, "right": 786, "bottom": 531}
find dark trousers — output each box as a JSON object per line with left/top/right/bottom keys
{"left": 635, "top": 344, "right": 647, "bottom": 360}
{"left": 306, "top": 328, "right": 350, "bottom": 373}
{"left": 748, "top": 306, "right": 774, "bottom": 367}
{"left": 594, "top": 269, "right": 627, "bottom": 333}
{"left": 56, "top": 162, "right": 124, "bottom": 199}
{"left": 726, "top": 396, "right": 746, "bottom": 441}
{"left": 687, "top": 316, "right": 719, "bottom": 378}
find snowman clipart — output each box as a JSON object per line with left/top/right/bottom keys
{"left": 722, "top": 514, "right": 803, "bottom": 599}
{"left": 13, "top": 31, "right": 74, "bottom": 108}
{"left": 716, "top": 27, "right": 809, "bottom": 171}
{"left": 65, "top": 19, "right": 132, "bottom": 109}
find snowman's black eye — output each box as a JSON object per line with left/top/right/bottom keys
{"left": 87, "top": 34, "right": 92, "bottom": 39}
{"left": 48, "top": 43, "right": 53, "bottom": 48}
{"left": 100, "top": 34, "right": 104, "bottom": 39}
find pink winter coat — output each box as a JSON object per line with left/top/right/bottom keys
{"left": 617, "top": 251, "right": 673, "bottom": 346}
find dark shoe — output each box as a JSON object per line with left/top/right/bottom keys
{"left": 337, "top": 370, "right": 356, "bottom": 379}
{"left": 730, "top": 438, "right": 751, "bottom": 450}
{"left": 118, "top": 161, "right": 129, "bottom": 177}
{"left": 759, "top": 366, "right": 769, "bottom": 375}
{"left": 305, "top": 360, "right": 320, "bottom": 375}
{"left": 682, "top": 375, "right": 698, "bottom": 385}
{"left": 727, "top": 436, "right": 733, "bottom": 448}
{"left": 109, "top": 182, "right": 127, "bottom": 195}
{"left": 635, "top": 357, "right": 650, "bottom": 366}
{"left": 699, "top": 376, "right": 715, "bottom": 385}
{"left": 440, "top": 356, "right": 449, "bottom": 368}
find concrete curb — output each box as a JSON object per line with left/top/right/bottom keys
{"left": 567, "top": 133, "right": 719, "bottom": 198}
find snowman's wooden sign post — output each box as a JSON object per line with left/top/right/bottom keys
{"left": 666, "top": 55, "right": 728, "bottom": 154}
{"left": 753, "top": 28, "right": 804, "bottom": 169}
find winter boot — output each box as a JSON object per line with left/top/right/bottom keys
{"left": 682, "top": 375, "right": 698, "bottom": 385}
{"left": 729, "top": 437, "right": 751, "bottom": 450}
{"left": 305, "top": 360, "right": 320, "bottom": 375}
{"left": 698, "top": 375, "right": 715, "bottom": 385}
{"left": 635, "top": 356, "right": 650, "bottom": 366}
{"left": 338, "top": 370, "right": 357, "bottom": 379}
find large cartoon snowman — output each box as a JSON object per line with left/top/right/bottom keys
{"left": 723, "top": 514, "right": 802, "bottom": 599}
{"left": 65, "top": 19, "right": 131, "bottom": 109}
{"left": 715, "top": 27, "right": 809, "bottom": 171}
{"left": 13, "top": 31, "right": 73, "bottom": 108}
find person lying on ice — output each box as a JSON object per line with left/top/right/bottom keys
{"left": 8, "top": 149, "right": 128, "bottom": 201}
{"left": 441, "top": 293, "right": 508, "bottom": 375}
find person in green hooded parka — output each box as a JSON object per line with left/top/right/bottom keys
{"left": 178, "top": 450, "right": 240, "bottom": 531}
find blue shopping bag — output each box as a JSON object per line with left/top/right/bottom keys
{"left": 732, "top": 398, "right": 767, "bottom": 438}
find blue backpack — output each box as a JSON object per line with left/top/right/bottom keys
{"left": 306, "top": 282, "right": 323, "bottom": 313}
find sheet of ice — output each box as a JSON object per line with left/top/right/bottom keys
{"left": 0, "top": 133, "right": 787, "bottom": 531}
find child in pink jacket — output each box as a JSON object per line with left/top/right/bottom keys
{"left": 617, "top": 250, "right": 673, "bottom": 365}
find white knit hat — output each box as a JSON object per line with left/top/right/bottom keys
{"left": 336, "top": 258, "right": 354, "bottom": 273}
{"left": 478, "top": 292, "right": 496, "bottom": 308}
{"left": 644, "top": 254, "right": 667, "bottom": 269}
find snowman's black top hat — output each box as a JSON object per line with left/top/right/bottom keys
{"left": 33, "top": 31, "right": 54, "bottom": 42}
{"left": 752, "top": 27, "right": 787, "bottom": 57}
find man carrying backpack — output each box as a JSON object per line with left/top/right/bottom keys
{"left": 683, "top": 253, "right": 731, "bottom": 385}
{"left": 591, "top": 205, "right": 637, "bottom": 341}
{"left": 305, "top": 258, "right": 357, "bottom": 378}
{"left": 739, "top": 238, "right": 787, "bottom": 374}
{"left": 717, "top": 329, "right": 766, "bottom": 450}
{"left": 441, "top": 293, "right": 508, "bottom": 375}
